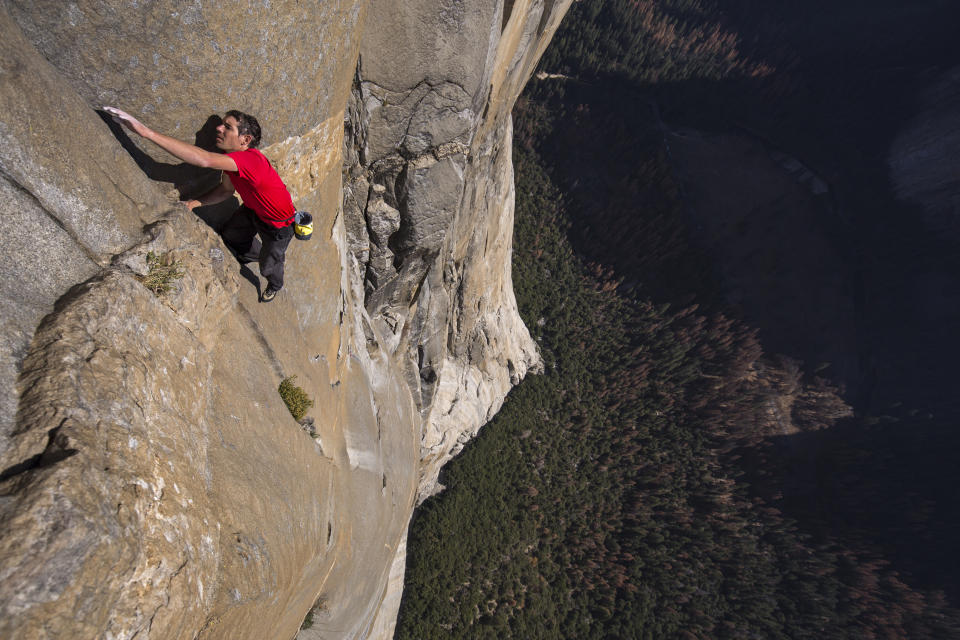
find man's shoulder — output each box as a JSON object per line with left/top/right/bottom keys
{"left": 228, "top": 148, "right": 270, "bottom": 174}
{"left": 228, "top": 148, "right": 265, "bottom": 162}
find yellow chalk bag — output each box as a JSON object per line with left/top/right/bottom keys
{"left": 294, "top": 211, "right": 313, "bottom": 241}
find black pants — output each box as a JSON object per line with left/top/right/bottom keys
{"left": 220, "top": 206, "right": 294, "bottom": 290}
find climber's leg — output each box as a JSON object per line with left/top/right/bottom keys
{"left": 220, "top": 205, "right": 262, "bottom": 263}
{"left": 257, "top": 219, "right": 295, "bottom": 292}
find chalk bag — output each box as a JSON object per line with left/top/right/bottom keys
{"left": 294, "top": 210, "right": 313, "bottom": 241}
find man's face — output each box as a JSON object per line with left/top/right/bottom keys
{"left": 215, "top": 116, "right": 250, "bottom": 152}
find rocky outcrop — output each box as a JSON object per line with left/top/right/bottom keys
{"left": 888, "top": 64, "right": 960, "bottom": 241}
{"left": 0, "top": 1, "right": 568, "bottom": 639}
{"left": 665, "top": 127, "right": 860, "bottom": 393}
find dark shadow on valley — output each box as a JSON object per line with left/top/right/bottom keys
{"left": 522, "top": 0, "right": 960, "bottom": 607}
{"left": 532, "top": 72, "right": 960, "bottom": 414}
{"left": 743, "top": 415, "right": 960, "bottom": 603}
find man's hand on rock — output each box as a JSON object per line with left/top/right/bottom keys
{"left": 103, "top": 106, "right": 151, "bottom": 138}
{"left": 183, "top": 199, "right": 202, "bottom": 211}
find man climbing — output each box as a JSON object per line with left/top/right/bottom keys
{"left": 104, "top": 106, "right": 295, "bottom": 302}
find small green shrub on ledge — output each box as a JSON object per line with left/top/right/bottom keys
{"left": 139, "top": 251, "right": 184, "bottom": 296}
{"left": 300, "top": 595, "right": 328, "bottom": 630}
{"left": 279, "top": 376, "right": 313, "bottom": 421}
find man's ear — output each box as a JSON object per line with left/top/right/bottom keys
{"left": 239, "top": 134, "right": 253, "bottom": 149}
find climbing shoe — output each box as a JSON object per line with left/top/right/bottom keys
{"left": 261, "top": 286, "right": 280, "bottom": 303}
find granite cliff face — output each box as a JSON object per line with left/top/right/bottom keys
{"left": 0, "top": 1, "right": 569, "bottom": 638}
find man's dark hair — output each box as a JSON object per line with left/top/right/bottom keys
{"left": 226, "top": 110, "right": 262, "bottom": 149}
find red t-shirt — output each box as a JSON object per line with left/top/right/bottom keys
{"left": 226, "top": 149, "right": 295, "bottom": 228}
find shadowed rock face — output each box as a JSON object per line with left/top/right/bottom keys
{"left": 889, "top": 65, "right": 960, "bottom": 243}
{"left": 0, "top": 1, "right": 568, "bottom": 639}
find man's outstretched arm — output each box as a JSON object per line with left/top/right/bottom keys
{"left": 104, "top": 107, "right": 238, "bottom": 172}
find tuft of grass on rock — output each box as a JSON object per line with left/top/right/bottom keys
{"left": 300, "top": 594, "right": 327, "bottom": 629}
{"left": 279, "top": 376, "right": 314, "bottom": 421}
{"left": 139, "top": 251, "right": 184, "bottom": 296}
{"left": 300, "top": 610, "right": 314, "bottom": 630}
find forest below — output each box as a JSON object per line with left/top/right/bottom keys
{"left": 395, "top": 1, "right": 960, "bottom": 638}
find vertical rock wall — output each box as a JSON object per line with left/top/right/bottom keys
{"left": 0, "top": 1, "right": 569, "bottom": 638}
{"left": 344, "top": 0, "right": 570, "bottom": 499}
